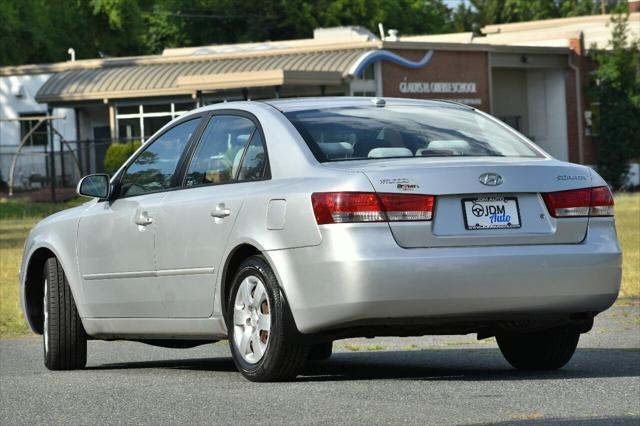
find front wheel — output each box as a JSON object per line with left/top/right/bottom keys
{"left": 497, "top": 328, "right": 580, "bottom": 370}
{"left": 226, "top": 255, "right": 308, "bottom": 382}
{"left": 43, "top": 257, "right": 87, "bottom": 370}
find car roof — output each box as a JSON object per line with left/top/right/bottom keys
{"left": 262, "top": 96, "right": 474, "bottom": 113}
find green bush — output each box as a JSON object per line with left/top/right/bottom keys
{"left": 104, "top": 141, "right": 141, "bottom": 175}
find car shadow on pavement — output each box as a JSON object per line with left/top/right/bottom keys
{"left": 85, "top": 357, "right": 237, "bottom": 373}
{"left": 86, "top": 347, "right": 639, "bottom": 382}
{"left": 295, "top": 348, "right": 640, "bottom": 382}
{"left": 474, "top": 416, "right": 640, "bottom": 425}
{"left": 296, "top": 348, "right": 640, "bottom": 381}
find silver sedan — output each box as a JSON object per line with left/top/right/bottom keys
{"left": 19, "top": 97, "right": 621, "bottom": 381}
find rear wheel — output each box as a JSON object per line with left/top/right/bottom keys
{"left": 226, "top": 255, "right": 308, "bottom": 381}
{"left": 43, "top": 257, "right": 87, "bottom": 370}
{"left": 497, "top": 328, "right": 579, "bottom": 370}
{"left": 308, "top": 342, "right": 333, "bottom": 361}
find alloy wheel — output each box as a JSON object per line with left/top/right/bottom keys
{"left": 232, "top": 275, "right": 271, "bottom": 364}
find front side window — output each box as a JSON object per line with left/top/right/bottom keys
{"left": 120, "top": 118, "right": 200, "bottom": 196}
{"left": 285, "top": 106, "right": 542, "bottom": 162}
{"left": 185, "top": 115, "right": 256, "bottom": 187}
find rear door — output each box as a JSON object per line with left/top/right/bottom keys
{"left": 156, "top": 113, "right": 269, "bottom": 317}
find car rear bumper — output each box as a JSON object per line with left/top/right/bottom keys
{"left": 266, "top": 218, "right": 622, "bottom": 334}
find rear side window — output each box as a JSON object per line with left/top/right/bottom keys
{"left": 185, "top": 115, "right": 256, "bottom": 187}
{"left": 285, "top": 106, "right": 541, "bottom": 162}
{"left": 237, "top": 131, "right": 267, "bottom": 181}
{"left": 120, "top": 118, "right": 200, "bottom": 196}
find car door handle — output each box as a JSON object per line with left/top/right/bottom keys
{"left": 135, "top": 212, "right": 154, "bottom": 226}
{"left": 211, "top": 204, "right": 231, "bottom": 218}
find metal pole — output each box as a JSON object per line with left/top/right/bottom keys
{"left": 58, "top": 130, "right": 67, "bottom": 188}
{"left": 74, "top": 111, "right": 83, "bottom": 175}
{"left": 48, "top": 114, "right": 56, "bottom": 202}
{"left": 44, "top": 142, "right": 49, "bottom": 192}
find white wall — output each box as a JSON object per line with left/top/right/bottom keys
{"left": 0, "top": 74, "right": 77, "bottom": 188}
{"left": 526, "top": 69, "right": 568, "bottom": 161}
{"left": 0, "top": 74, "right": 76, "bottom": 147}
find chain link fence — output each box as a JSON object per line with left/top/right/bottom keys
{"left": 0, "top": 139, "right": 136, "bottom": 201}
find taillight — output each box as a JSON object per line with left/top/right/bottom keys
{"left": 311, "top": 192, "right": 435, "bottom": 225}
{"left": 589, "top": 186, "right": 615, "bottom": 216}
{"left": 542, "top": 186, "right": 613, "bottom": 218}
{"left": 378, "top": 193, "right": 435, "bottom": 221}
{"left": 312, "top": 192, "right": 385, "bottom": 224}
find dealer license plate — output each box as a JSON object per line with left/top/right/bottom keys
{"left": 462, "top": 196, "right": 521, "bottom": 230}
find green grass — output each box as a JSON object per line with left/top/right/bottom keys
{"left": 366, "top": 344, "right": 385, "bottom": 351}
{"left": 0, "top": 197, "right": 85, "bottom": 220}
{"left": 0, "top": 198, "right": 84, "bottom": 338}
{"left": 0, "top": 219, "right": 37, "bottom": 337}
{"left": 615, "top": 193, "right": 640, "bottom": 301}
{"left": 0, "top": 194, "right": 638, "bottom": 338}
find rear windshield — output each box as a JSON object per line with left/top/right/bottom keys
{"left": 285, "top": 106, "right": 542, "bottom": 162}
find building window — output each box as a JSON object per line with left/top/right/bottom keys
{"left": 116, "top": 102, "right": 197, "bottom": 141}
{"left": 361, "top": 64, "right": 375, "bottom": 80}
{"left": 19, "top": 112, "right": 48, "bottom": 146}
{"left": 350, "top": 63, "right": 378, "bottom": 97}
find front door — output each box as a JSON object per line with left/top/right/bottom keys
{"left": 77, "top": 117, "right": 202, "bottom": 318}
{"left": 156, "top": 114, "right": 269, "bottom": 317}
{"left": 78, "top": 193, "right": 165, "bottom": 317}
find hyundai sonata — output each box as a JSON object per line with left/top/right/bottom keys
{"left": 19, "top": 97, "right": 621, "bottom": 381}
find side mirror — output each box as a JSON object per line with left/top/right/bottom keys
{"left": 77, "top": 174, "right": 110, "bottom": 199}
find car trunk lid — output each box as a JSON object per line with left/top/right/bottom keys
{"left": 324, "top": 157, "right": 593, "bottom": 247}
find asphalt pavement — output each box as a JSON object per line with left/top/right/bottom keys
{"left": 1, "top": 305, "right": 639, "bottom": 425}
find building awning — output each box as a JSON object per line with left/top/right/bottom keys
{"left": 35, "top": 48, "right": 371, "bottom": 104}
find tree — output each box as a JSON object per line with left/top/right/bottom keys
{"left": 1, "top": 0, "right": 455, "bottom": 65}
{"left": 137, "top": 0, "right": 453, "bottom": 53}
{"left": 0, "top": 0, "right": 52, "bottom": 65}
{"left": 0, "top": 0, "right": 147, "bottom": 65}
{"left": 455, "top": 0, "right": 605, "bottom": 31}
{"left": 0, "top": 0, "right": 625, "bottom": 66}
{"left": 588, "top": 7, "right": 640, "bottom": 189}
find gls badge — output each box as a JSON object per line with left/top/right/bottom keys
{"left": 478, "top": 173, "right": 503, "bottom": 186}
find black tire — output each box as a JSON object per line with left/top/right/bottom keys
{"left": 43, "top": 257, "right": 87, "bottom": 370}
{"left": 308, "top": 342, "right": 333, "bottom": 361}
{"left": 226, "top": 255, "right": 308, "bottom": 382}
{"left": 497, "top": 328, "right": 580, "bottom": 370}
